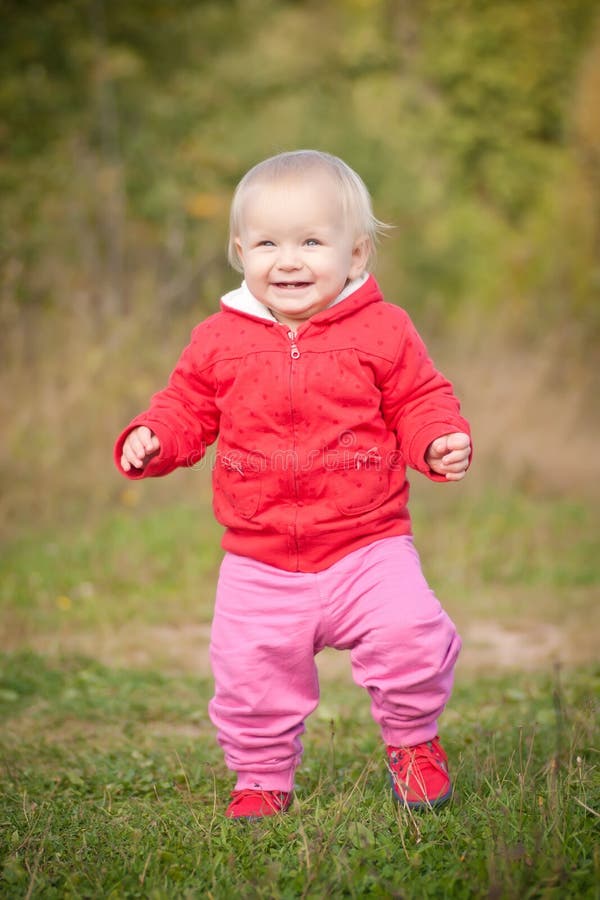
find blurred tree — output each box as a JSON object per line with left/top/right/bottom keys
{"left": 0, "top": 0, "right": 598, "bottom": 332}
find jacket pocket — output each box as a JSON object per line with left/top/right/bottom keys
{"left": 330, "top": 447, "right": 390, "bottom": 516}
{"left": 214, "top": 452, "right": 262, "bottom": 520}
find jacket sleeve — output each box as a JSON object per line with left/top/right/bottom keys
{"left": 114, "top": 324, "right": 220, "bottom": 479}
{"left": 379, "top": 312, "right": 471, "bottom": 482}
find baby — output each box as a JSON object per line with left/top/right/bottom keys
{"left": 115, "top": 150, "right": 472, "bottom": 819}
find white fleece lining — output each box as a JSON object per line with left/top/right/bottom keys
{"left": 221, "top": 272, "right": 369, "bottom": 322}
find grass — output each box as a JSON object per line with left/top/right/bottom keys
{"left": 0, "top": 653, "right": 598, "bottom": 898}
{"left": 1, "top": 485, "right": 599, "bottom": 897}
{"left": 0, "top": 500, "right": 223, "bottom": 637}
{"left": 1, "top": 485, "right": 598, "bottom": 662}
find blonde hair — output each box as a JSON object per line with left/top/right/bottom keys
{"left": 227, "top": 150, "right": 390, "bottom": 272}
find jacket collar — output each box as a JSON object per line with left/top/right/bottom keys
{"left": 220, "top": 273, "right": 379, "bottom": 325}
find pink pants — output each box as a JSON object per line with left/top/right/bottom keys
{"left": 208, "top": 535, "right": 461, "bottom": 792}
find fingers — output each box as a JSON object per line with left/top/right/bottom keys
{"left": 441, "top": 452, "right": 470, "bottom": 480}
{"left": 442, "top": 447, "right": 470, "bottom": 468}
{"left": 428, "top": 436, "right": 449, "bottom": 459}
{"left": 120, "top": 426, "right": 160, "bottom": 472}
{"left": 443, "top": 467, "right": 469, "bottom": 482}
{"left": 445, "top": 432, "right": 471, "bottom": 452}
{"left": 426, "top": 431, "right": 471, "bottom": 481}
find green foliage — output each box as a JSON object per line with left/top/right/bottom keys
{"left": 1, "top": 0, "right": 599, "bottom": 328}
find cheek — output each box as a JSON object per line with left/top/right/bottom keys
{"left": 244, "top": 257, "right": 268, "bottom": 277}
{"left": 317, "top": 252, "right": 348, "bottom": 275}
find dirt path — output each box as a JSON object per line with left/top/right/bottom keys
{"left": 23, "top": 618, "right": 594, "bottom": 678}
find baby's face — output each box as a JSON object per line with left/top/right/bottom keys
{"left": 234, "top": 174, "right": 368, "bottom": 330}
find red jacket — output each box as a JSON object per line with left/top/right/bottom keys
{"left": 114, "top": 275, "right": 470, "bottom": 572}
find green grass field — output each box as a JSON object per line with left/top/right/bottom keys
{"left": 1, "top": 655, "right": 598, "bottom": 898}
{"left": 1, "top": 487, "right": 599, "bottom": 898}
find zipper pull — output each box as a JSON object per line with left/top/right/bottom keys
{"left": 288, "top": 330, "right": 300, "bottom": 359}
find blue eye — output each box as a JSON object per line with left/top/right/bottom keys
{"left": 258, "top": 240, "right": 275, "bottom": 247}
{"left": 305, "top": 238, "right": 321, "bottom": 246}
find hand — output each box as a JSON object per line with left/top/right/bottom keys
{"left": 121, "top": 426, "right": 161, "bottom": 472}
{"left": 425, "top": 432, "right": 471, "bottom": 482}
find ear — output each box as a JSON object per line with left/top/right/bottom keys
{"left": 348, "top": 235, "right": 370, "bottom": 279}
{"left": 233, "top": 237, "right": 244, "bottom": 265}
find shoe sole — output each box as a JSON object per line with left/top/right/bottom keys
{"left": 227, "top": 811, "right": 289, "bottom": 822}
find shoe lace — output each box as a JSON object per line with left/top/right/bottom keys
{"left": 388, "top": 740, "right": 445, "bottom": 775}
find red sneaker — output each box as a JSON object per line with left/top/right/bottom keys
{"left": 387, "top": 737, "right": 452, "bottom": 809}
{"left": 225, "top": 789, "right": 292, "bottom": 820}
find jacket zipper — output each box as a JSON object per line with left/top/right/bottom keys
{"left": 288, "top": 330, "right": 300, "bottom": 359}
{"left": 287, "top": 329, "right": 300, "bottom": 565}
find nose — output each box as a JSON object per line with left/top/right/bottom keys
{"left": 275, "top": 244, "right": 302, "bottom": 270}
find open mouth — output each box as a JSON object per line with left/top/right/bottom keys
{"left": 273, "top": 282, "right": 312, "bottom": 289}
